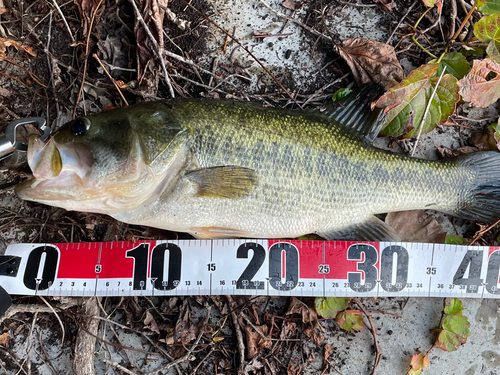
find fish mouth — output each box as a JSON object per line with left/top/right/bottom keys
{"left": 16, "top": 135, "right": 94, "bottom": 201}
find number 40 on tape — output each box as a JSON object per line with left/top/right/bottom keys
{"left": 1, "top": 240, "right": 500, "bottom": 298}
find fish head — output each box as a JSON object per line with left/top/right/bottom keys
{"left": 16, "top": 104, "right": 189, "bottom": 214}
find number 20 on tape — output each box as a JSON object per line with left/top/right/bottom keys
{"left": 1, "top": 240, "right": 500, "bottom": 298}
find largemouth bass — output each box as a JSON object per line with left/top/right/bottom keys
{"left": 15, "top": 84, "right": 500, "bottom": 240}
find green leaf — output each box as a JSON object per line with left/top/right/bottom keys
{"left": 336, "top": 310, "right": 363, "bottom": 331}
{"left": 315, "top": 297, "right": 349, "bottom": 318}
{"left": 445, "top": 235, "right": 467, "bottom": 245}
{"left": 429, "top": 52, "right": 471, "bottom": 80}
{"left": 332, "top": 88, "right": 353, "bottom": 101}
{"left": 435, "top": 299, "right": 470, "bottom": 352}
{"left": 477, "top": 0, "right": 500, "bottom": 15}
{"left": 296, "top": 234, "right": 326, "bottom": 240}
{"left": 460, "top": 46, "right": 486, "bottom": 56}
{"left": 444, "top": 298, "right": 463, "bottom": 315}
{"left": 474, "top": 14, "right": 500, "bottom": 42}
{"left": 374, "top": 63, "right": 460, "bottom": 137}
{"left": 474, "top": 14, "right": 500, "bottom": 62}
{"left": 435, "top": 315, "right": 471, "bottom": 351}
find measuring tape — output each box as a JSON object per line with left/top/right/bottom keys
{"left": 1, "top": 240, "right": 500, "bottom": 299}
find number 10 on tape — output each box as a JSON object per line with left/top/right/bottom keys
{"left": 1, "top": 240, "right": 500, "bottom": 298}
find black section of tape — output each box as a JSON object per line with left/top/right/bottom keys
{"left": 0, "top": 285, "right": 12, "bottom": 317}
{"left": 0, "top": 255, "right": 21, "bottom": 277}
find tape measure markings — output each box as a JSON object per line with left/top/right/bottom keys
{"left": 1, "top": 240, "right": 500, "bottom": 298}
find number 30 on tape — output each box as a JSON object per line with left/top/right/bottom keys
{"left": 1, "top": 240, "right": 500, "bottom": 298}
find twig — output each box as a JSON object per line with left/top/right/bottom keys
{"left": 73, "top": 298, "right": 100, "bottom": 375}
{"left": 447, "top": 0, "right": 457, "bottom": 41}
{"left": 257, "top": 0, "right": 333, "bottom": 43}
{"left": 183, "top": 1, "right": 303, "bottom": 109}
{"left": 451, "top": 1, "right": 476, "bottom": 41}
{"left": 302, "top": 72, "right": 350, "bottom": 106}
{"left": 39, "top": 296, "right": 65, "bottom": 350}
{"left": 189, "top": 346, "right": 216, "bottom": 375}
{"left": 2, "top": 56, "right": 47, "bottom": 87}
{"left": 0, "top": 102, "right": 21, "bottom": 119}
{"left": 51, "top": 0, "right": 75, "bottom": 42}
{"left": 352, "top": 298, "right": 381, "bottom": 375}
{"left": 0, "top": 301, "right": 80, "bottom": 325}
{"left": 73, "top": 0, "right": 105, "bottom": 119}
{"left": 102, "top": 359, "right": 138, "bottom": 375}
{"left": 0, "top": 347, "right": 28, "bottom": 375}
{"left": 37, "top": 332, "right": 61, "bottom": 375}
{"left": 208, "top": 57, "right": 219, "bottom": 87}
{"left": 162, "top": 49, "right": 224, "bottom": 81}
{"left": 411, "top": 66, "right": 447, "bottom": 156}
{"left": 227, "top": 296, "right": 247, "bottom": 375}
{"left": 339, "top": 0, "right": 378, "bottom": 5}
{"left": 145, "top": 306, "right": 212, "bottom": 374}
{"left": 366, "top": 309, "right": 403, "bottom": 318}
{"left": 128, "top": 0, "right": 175, "bottom": 98}
{"left": 92, "top": 53, "right": 129, "bottom": 106}
{"left": 470, "top": 218, "right": 500, "bottom": 245}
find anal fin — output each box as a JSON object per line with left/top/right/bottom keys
{"left": 318, "top": 216, "right": 401, "bottom": 242}
{"left": 190, "top": 226, "right": 251, "bottom": 239}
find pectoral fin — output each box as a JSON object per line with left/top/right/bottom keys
{"left": 318, "top": 216, "right": 401, "bottom": 242}
{"left": 186, "top": 166, "right": 258, "bottom": 199}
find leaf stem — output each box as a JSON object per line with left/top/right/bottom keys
{"left": 411, "top": 7, "right": 438, "bottom": 59}
{"left": 412, "top": 36, "right": 438, "bottom": 58}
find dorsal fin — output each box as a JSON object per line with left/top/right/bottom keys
{"left": 323, "top": 83, "right": 387, "bottom": 143}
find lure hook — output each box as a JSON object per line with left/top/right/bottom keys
{"left": 0, "top": 117, "right": 50, "bottom": 161}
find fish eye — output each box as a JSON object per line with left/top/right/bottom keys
{"left": 71, "top": 117, "right": 91, "bottom": 136}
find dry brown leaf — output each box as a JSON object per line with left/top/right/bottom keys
{"left": 0, "top": 37, "right": 36, "bottom": 56}
{"left": 0, "top": 332, "right": 9, "bottom": 345}
{"left": 74, "top": 0, "right": 104, "bottom": 36}
{"left": 174, "top": 299, "right": 198, "bottom": 344}
{"left": 335, "top": 38, "right": 404, "bottom": 89}
{"left": 373, "top": 0, "right": 393, "bottom": 11}
{"left": 144, "top": 310, "right": 160, "bottom": 335}
{"left": 324, "top": 343, "right": 333, "bottom": 360}
{"left": 117, "top": 297, "right": 145, "bottom": 328}
{"left": 458, "top": 58, "right": 500, "bottom": 108}
{"left": 242, "top": 323, "right": 272, "bottom": 359}
{"left": 244, "top": 359, "right": 265, "bottom": 372}
{"left": 282, "top": 0, "right": 303, "bottom": 10}
{"left": 287, "top": 364, "right": 301, "bottom": 375}
{"left": 286, "top": 297, "right": 319, "bottom": 327}
{"left": 470, "top": 126, "right": 499, "bottom": 151}
{"left": 386, "top": 210, "right": 446, "bottom": 243}
{"left": 437, "top": 146, "right": 478, "bottom": 158}
{"left": 152, "top": 0, "right": 168, "bottom": 50}
{"left": 0, "top": 86, "right": 11, "bottom": 97}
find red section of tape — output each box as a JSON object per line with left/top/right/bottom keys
{"left": 56, "top": 242, "right": 100, "bottom": 279}
{"left": 324, "top": 241, "right": 380, "bottom": 280}
{"left": 56, "top": 241, "right": 157, "bottom": 279}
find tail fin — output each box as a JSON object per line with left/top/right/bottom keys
{"left": 455, "top": 151, "right": 500, "bottom": 223}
